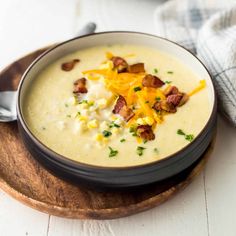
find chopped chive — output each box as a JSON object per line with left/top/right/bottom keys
{"left": 136, "top": 146, "right": 146, "bottom": 156}
{"left": 167, "top": 71, "right": 174, "bottom": 74}
{"left": 133, "top": 86, "right": 141, "bottom": 92}
{"left": 129, "top": 127, "right": 136, "bottom": 133}
{"left": 155, "top": 97, "right": 161, "bottom": 101}
{"left": 129, "top": 126, "right": 137, "bottom": 137}
{"left": 120, "top": 138, "right": 126, "bottom": 143}
{"left": 42, "top": 127, "right": 46, "bottom": 130}
{"left": 154, "top": 148, "right": 159, "bottom": 154}
{"left": 185, "top": 134, "right": 194, "bottom": 142}
{"left": 153, "top": 68, "right": 159, "bottom": 74}
{"left": 108, "top": 146, "right": 118, "bottom": 157}
{"left": 143, "top": 140, "right": 148, "bottom": 144}
{"left": 65, "top": 103, "right": 69, "bottom": 107}
{"left": 75, "top": 111, "right": 81, "bottom": 118}
{"left": 177, "top": 129, "right": 185, "bottom": 135}
{"left": 102, "top": 130, "right": 112, "bottom": 137}
{"left": 66, "top": 115, "right": 71, "bottom": 118}
{"left": 79, "top": 100, "right": 88, "bottom": 104}
{"left": 145, "top": 101, "right": 149, "bottom": 104}
{"left": 177, "top": 129, "right": 194, "bottom": 142}
{"left": 165, "top": 81, "right": 172, "bottom": 84}
{"left": 109, "top": 121, "right": 120, "bottom": 128}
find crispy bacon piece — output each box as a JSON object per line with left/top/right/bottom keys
{"left": 142, "top": 74, "right": 165, "bottom": 88}
{"left": 119, "top": 106, "right": 135, "bottom": 122}
{"left": 128, "top": 63, "right": 145, "bottom": 73}
{"left": 178, "top": 93, "right": 189, "bottom": 106}
{"left": 166, "top": 93, "right": 183, "bottom": 107}
{"left": 164, "top": 86, "right": 179, "bottom": 96}
{"left": 137, "top": 125, "right": 155, "bottom": 141}
{"left": 73, "top": 78, "right": 88, "bottom": 94}
{"left": 112, "top": 95, "right": 127, "bottom": 114}
{"left": 152, "top": 101, "right": 162, "bottom": 112}
{"left": 61, "top": 59, "right": 80, "bottom": 71}
{"left": 112, "top": 95, "right": 134, "bottom": 122}
{"left": 111, "top": 56, "right": 128, "bottom": 73}
{"left": 160, "top": 100, "right": 177, "bottom": 113}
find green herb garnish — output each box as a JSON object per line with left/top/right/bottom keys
{"left": 155, "top": 97, "right": 161, "bottom": 101}
{"left": 185, "top": 134, "right": 194, "bottom": 142}
{"left": 65, "top": 103, "right": 69, "bottom": 107}
{"left": 134, "top": 86, "right": 142, "bottom": 92}
{"left": 167, "top": 71, "right": 174, "bottom": 74}
{"left": 143, "top": 140, "right": 148, "bottom": 144}
{"left": 129, "top": 126, "right": 137, "bottom": 136}
{"left": 79, "top": 100, "right": 88, "bottom": 104}
{"left": 136, "top": 146, "right": 146, "bottom": 156}
{"left": 165, "top": 81, "right": 172, "bottom": 84}
{"left": 109, "top": 121, "right": 120, "bottom": 128}
{"left": 42, "top": 127, "right": 46, "bottom": 130}
{"left": 108, "top": 146, "right": 118, "bottom": 157}
{"left": 177, "top": 129, "right": 185, "bottom": 135}
{"left": 177, "top": 129, "right": 194, "bottom": 142}
{"left": 120, "top": 138, "right": 126, "bottom": 143}
{"left": 145, "top": 101, "right": 149, "bottom": 104}
{"left": 66, "top": 115, "right": 71, "bottom": 118}
{"left": 153, "top": 68, "right": 159, "bottom": 74}
{"left": 75, "top": 111, "right": 81, "bottom": 118}
{"left": 154, "top": 148, "right": 159, "bottom": 154}
{"left": 103, "top": 130, "right": 112, "bottom": 137}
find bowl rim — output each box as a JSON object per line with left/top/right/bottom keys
{"left": 17, "top": 31, "right": 217, "bottom": 170}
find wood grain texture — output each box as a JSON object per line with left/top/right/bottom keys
{"left": 0, "top": 47, "right": 215, "bottom": 220}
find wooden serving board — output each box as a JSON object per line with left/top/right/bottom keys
{"left": 0, "top": 47, "right": 214, "bottom": 219}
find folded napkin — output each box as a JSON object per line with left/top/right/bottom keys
{"left": 154, "top": 0, "right": 236, "bottom": 126}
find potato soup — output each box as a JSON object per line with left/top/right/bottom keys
{"left": 23, "top": 44, "right": 211, "bottom": 167}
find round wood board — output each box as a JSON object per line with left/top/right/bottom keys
{"left": 0, "top": 47, "right": 215, "bottom": 220}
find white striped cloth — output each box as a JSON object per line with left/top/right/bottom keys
{"left": 154, "top": 0, "right": 236, "bottom": 126}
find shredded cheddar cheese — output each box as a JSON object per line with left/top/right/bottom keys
{"left": 188, "top": 80, "right": 206, "bottom": 96}
{"left": 82, "top": 53, "right": 207, "bottom": 143}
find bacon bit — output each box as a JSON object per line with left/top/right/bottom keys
{"left": 111, "top": 56, "right": 128, "bottom": 73}
{"left": 128, "top": 63, "right": 145, "bottom": 73}
{"left": 119, "top": 106, "right": 135, "bottom": 122}
{"left": 137, "top": 125, "right": 155, "bottom": 141}
{"left": 160, "top": 100, "right": 177, "bottom": 113}
{"left": 164, "top": 86, "right": 179, "bottom": 96}
{"left": 73, "top": 78, "right": 88, "bottom": 94}
{"left": 61, "top": 59, "right": 80, "bottom": 71}
{"left": 112, "top": 95, "right": 134, "bottom": 121}
{"left": 166, "top": 93, "right": 183, "bottom": 107}
{"left": 178, "top": 93, "right": 189, "bottom": 106}
{"left": 152, "top": 101, "right": 162, "bottom": 112}
{"left": 142, "top": 74, "right": 165, "bottom": 88}
{"left": 112, "top": 95, "right": 127, "bottom": 114}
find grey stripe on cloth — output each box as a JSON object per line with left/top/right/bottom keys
{"left": 154, "top": 0, "right": 236, "bottom": 126}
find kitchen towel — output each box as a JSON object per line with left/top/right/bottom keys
{"left": 154, "top": 0, "right": 236, "bottom": 126}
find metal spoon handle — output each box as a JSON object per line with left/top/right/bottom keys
{"left": 0, "top": 22, "right": 96, "bottom": 123}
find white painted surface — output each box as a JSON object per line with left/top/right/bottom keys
{"left": 0, "top": 0, "right": 236, "bottom": 235}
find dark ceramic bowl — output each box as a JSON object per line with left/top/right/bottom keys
{"left": 16, "top": 32, "right": 217, "bottom": 190}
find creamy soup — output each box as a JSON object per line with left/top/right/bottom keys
{"left": 23, "top": 44, "right": 211, "bottom": 167}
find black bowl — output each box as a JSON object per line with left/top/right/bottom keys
{"left": 16, "top": 32, "right": 217, "bottom": 190}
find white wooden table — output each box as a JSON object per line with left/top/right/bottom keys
{"left": 0, "top": 1, "right": 236, "bottom": 235}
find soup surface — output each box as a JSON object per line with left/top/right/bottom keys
{"left": 23, "top": 44, "right": 211, "bottom": 167}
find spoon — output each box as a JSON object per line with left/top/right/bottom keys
{"left": 0, "top": 22, "right": 96, "bottom": 122}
